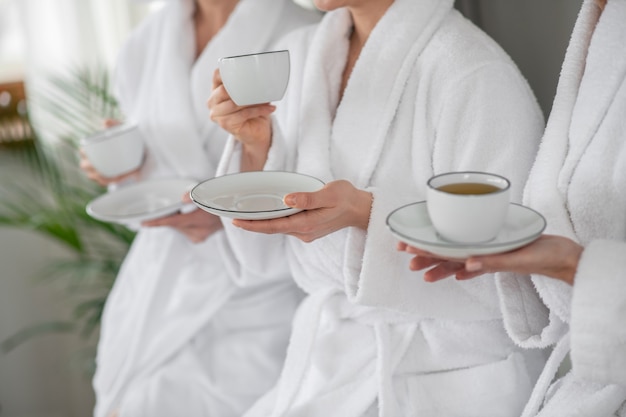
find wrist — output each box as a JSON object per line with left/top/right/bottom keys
{"left": 560, "top": 242, "right": 584, "bottom": 285}
{"left": 239, "top": 124, "right": 272, "bottom": 172}
{"left": 352, "top": 190, "right": 373, "bottom": 230}
{"left": 241, "top": 142, "right": 270, "bottom": 171}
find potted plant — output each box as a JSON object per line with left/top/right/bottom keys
{"left": 0, "top": 68, "right": 135, "bottom": 376}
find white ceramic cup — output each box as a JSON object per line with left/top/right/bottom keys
{"left": 218, "top": 49, "right": 290, "bottom": 106}
{"left": 80, "top": 123, "right": 145, "bottom": 178}
{"left": 426, "top": 171, "right": 511, "bottom": 244}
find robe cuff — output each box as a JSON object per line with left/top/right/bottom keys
{"left": 343, "top": 185, "right": 394, "bottom": 307}
{"left": 496, "top": 272, "right": 568, "bottom": 348}
{"left": 342, "top": 186, "right": 432, "bottom": 313}
{"left": 571, "top": 239, "right": 626, "bottom": 386}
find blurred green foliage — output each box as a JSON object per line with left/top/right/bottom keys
{"left": 0, "top": 68, "right": 134, "bottom": 376}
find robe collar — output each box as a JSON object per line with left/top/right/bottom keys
{"left": 126, "top": 0, "right": 285, "bottom": 180}
{"left": 558, "top": 0, "right": 626, "bottom": 195}
{"left": 295, "top": 0, "right": 454, "bottom": 188}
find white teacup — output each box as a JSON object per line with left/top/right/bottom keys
{"left": 426, "top": 171, "right": 511, "bottom": 244}
{"left": 218, "top": 49, "right": 290, "bottom": 106}
{"left": 80, "top": 123, "right": 145, "bottom": 178}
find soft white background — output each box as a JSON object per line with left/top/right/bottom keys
{"left": 0, "top": 1, "right": 582, "bottom": 416}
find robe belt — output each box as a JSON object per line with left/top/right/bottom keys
{"left": 520, "top": 333, "right": 571, "bottom": 417}
{"left": 271, "top": 288, "right": 418, "bottom": 417}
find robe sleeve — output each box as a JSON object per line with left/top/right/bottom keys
{"left": 496, "top": 272, "right": 569, "bottom": 348}
{"left": 211, "top": 119, "right": 293, "bottom": 287}
{"left": 570, "top": 239, "right": 626, "bottom": 386}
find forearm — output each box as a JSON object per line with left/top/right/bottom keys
{"left": 240, "top": 141, "right": 271, "bottom": 172}
{"left": 239, "top": 119, "right": 272, "bottom": 172}
{"left": 351, "top": 189, "right": 373, "bottom": 231}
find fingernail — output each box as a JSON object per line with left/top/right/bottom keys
{"left": 284, "top": 194, "right": 296, "bottom": 207}
{"left": 466, "top": 260, "right": 482, "bottom": 272}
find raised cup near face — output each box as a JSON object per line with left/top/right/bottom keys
{"left": 80, "top": 123, "right": 145, "bottom": 178}
{"left": 218, "top": 49, "right": 290, "bottom": 106}
{"left": 426, "top": 171, "right": 511, "bottom": 244}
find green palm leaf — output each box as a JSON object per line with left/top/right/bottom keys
{"left": 0, "top": 67, "right": 134, "bottom": 376}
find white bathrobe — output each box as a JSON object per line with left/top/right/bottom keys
{"left": 92, "top": 1, "right": 320, "bottom": 417}
{"left": 217, "top": 0, "right": 547, "bottom": 415}
{"left": 497, "top": 0, "right": 626, "bottom": 415}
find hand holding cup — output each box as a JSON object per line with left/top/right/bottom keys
{"left": 80, "top": 122, "right": 145, "bottom": 183}
{"left": 208, "top": 50, "right": 290, "bottom": 171}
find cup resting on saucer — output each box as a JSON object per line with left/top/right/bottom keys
{"left": 426, "top": 171, "right": 511, "bottom": 244}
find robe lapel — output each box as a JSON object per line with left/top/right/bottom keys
{"left": 295, "top": 9, "right": 350, "bottom": 183}
{"left": 135, "top": 0, "right": 290, "bottom": 180}
{"left": 331, "top": 0, "right": 453, "bottom": 188}
{"left": 559, "top": 0, "right": 626, "bottom": 195}
{"left": 296, "top": 0, "right": 454, "bottom": 188}
{"left": 133, "top": 0, "right": 213, "bottom": 179}
{"left": 524, "top": 0, "right": 598, "bottom": 240}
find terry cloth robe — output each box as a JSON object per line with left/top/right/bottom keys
{"left": 216, "top": 0, "right": 547, "bottom": 415}
{"left": 92, "top": 1, "right": 320, "bottom": 417}
{"left": 496, "top": 0, "right": 626, "bottom": 416}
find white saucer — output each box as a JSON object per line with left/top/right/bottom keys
{"left": 191, "top": 171, "right": 325, "bottom": 220}
{"left": 386, "top": 201, "right": 546, "bottom": 258}
{"left": 86, "top": 178, "right": 197, "bottom": 225}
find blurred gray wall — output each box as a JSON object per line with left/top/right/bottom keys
{"left": 0, "top": 153, "right": 95, "bottom": 417}
{"left": 456, "top": 0, "right": 583, "bottom": 118}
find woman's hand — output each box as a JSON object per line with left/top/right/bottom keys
{"left": 79, "top": 119, "right": 142, "bottom": 186}
{"left": 207, "top": 69, "right": 275, "bottom": 171}
{"left": 397, "top": 242, "right": 488, "bottom": 282}
{"left": 398, "top": 234, "right": 583, "bottom": 285}
{"left": 231, "top": 180, "right": 373, "bottom": 243}
{"left": 397, "top": 241, "right": 469, "bottom": 282}
{"left": 141, "top": 193, "right": 223, "bottom": 243}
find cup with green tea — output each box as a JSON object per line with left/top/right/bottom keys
{"left": 426, "top": 171, "right": 510, "bottom": 244}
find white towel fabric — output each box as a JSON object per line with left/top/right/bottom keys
{"left": 572, "top": 240, "right": 626, "bottom": 386}
{"left": 92, "top": 1, "right": 320, "bottom": 417}
{"left": 497, "top": 0, "right": 626, "bottom": 415}
{"left": 217, "top": 0, "right": 546, "bottom": 415}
